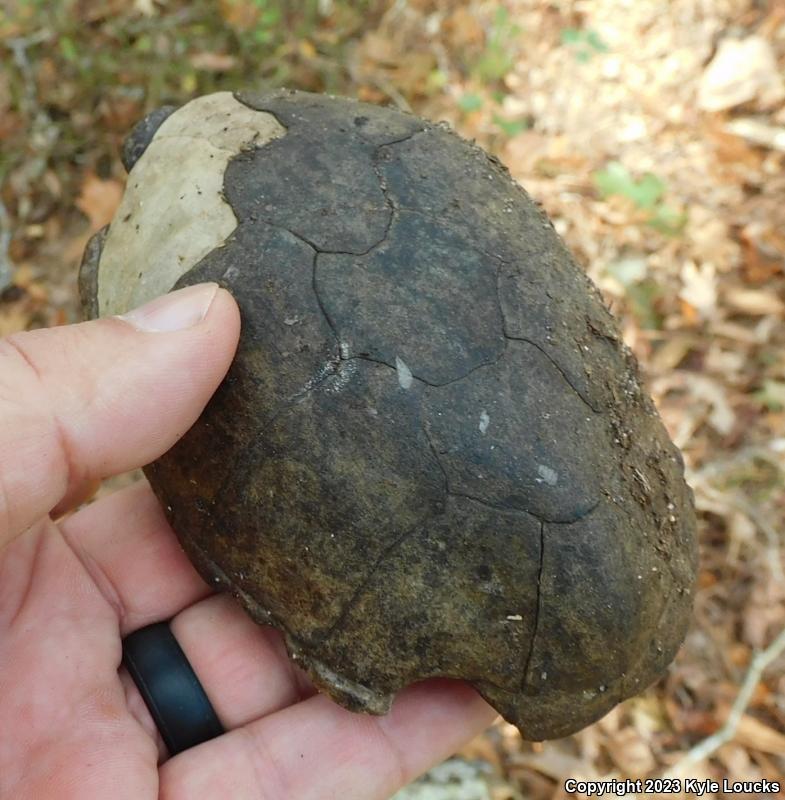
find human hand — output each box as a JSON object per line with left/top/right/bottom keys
{"left": 0, "top": 283, "right": 496, "bottom": 800}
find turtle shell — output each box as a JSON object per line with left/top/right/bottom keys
{"left": 80, "top": 89, "right": 698, "bottom": 740}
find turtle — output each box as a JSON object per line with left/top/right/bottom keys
{"left": 79, "top": 89, "right": 698, "bottom": 740}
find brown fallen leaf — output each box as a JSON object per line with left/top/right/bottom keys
{"left": 725, "top": 287, "right": 785, "bottom": 316}
{"left": 459, "top": 730, "right": 504, "bottom": 771}
{"left": 510, "top": 745, "right": 597, "bottom": 781}
{"left": 698, "top": 36, "right": 785, "bottom": 112}
{"left": 733, "top": 713, "right": 785, "bottom": 756}
{"left": 742, "top": 242, "right": 784, "bottom": 285}
{"left": 98, "top": 95, "right": 143, "bottom": 132}
{"left": 443, "top": 6, "right": 485, "bottom": 51}
{"left": 298, "top": 39, "right": 317, "bottom": 60}
{"left": 75, "top": 172, "right": 124, "bottom": 233}
{"left": 650, "top": 334, "right": 695, "bottom": 372}
{"left": 189, "top": 52, "right": 238, "bottom": 72}
{"left": 725, "top": 118, "right": 785, "bottom": 154}
{"left": 75, "top": 0, "right": 130, "bottom": 24}
{"left": 715, "top": 742, "right": 756, "bottom": 777}
{"left": 605, "top": 726, "right": 657, "bottom": 776}
{"left": 218, "top": 0, "right": 260, "bottom": 32}
{"left": 0, "top": 302, "right": 34, "bottom": 337}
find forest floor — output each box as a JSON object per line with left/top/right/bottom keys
{"left": 2, "top": 1, "right": 784, "bottom": 797}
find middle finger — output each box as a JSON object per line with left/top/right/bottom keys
{"left": 59, "top": 479, "right": 211, "bottom": 633}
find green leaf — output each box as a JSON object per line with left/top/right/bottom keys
{"left": 427, "top": 69, "right": 448, "bottom": 91}
{"left": 586, "top": 30, "right": 608, "bottom": 52}
{"left": 492, "top": 113, "right": 528, "bottom": 137}
{"left": 471, "top": 6, "right": 519, "bottom": 83}
{"left": 633, "top": 174, "right": 666, "bottom": 209}
{"left": 647, "top": 204, "right": 687, "bottom": 235}
{"left": 593, "top": 162, "right": 634, "bottom": 198}
{"left": 755, "top": 380, "right": 785, "bottom": 411}
{"left": 561, "top": 28, "right": 608, "bottom": 61}
{"left": 560, "top": 28, "right": 582, "bottom": 44}
{"left": 494, "top": 6, "right": 509, "bottom": 29}
{"left": 627, "top": 278, "right": 664, "bottom": 330}
{"left": 134, "top": 34, "right": 152, "bottom": 53}
{"left": 593, "top": 162, "right": 665, "bottom": 209}
{"left": 59, "top": 35, "right": 78, "bottom": 62}
{"left": 260, "top": 7, "right": 281, "bottom": 24}
{"left": 474, "top": 49, "right": 514, "bottom": 82}
{"left": 458, "top": 93, "right": 483, "bottom": 113}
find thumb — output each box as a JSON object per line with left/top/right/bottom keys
{"left": 0, "top": 282, "right": 240, "bottom": 545}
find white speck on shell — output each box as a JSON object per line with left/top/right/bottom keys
{"left": 536, "top": 464, "right": 558, "bottom": 486}
{"left": 506, "top": 614, "right": 523, "bottom": 621}
{"left": 479, "top": 410, "right": 490, "bottom": 434}
{"left": 396, "top": 356, "right": 413, "bottom": 389}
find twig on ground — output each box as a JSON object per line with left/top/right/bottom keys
{"left": 0, "top": 198, "right": 12, "bottom": 290}
{"left": 5, "top": 30, "right": 51, "bottom": 116}
{"left": 2, "top": 32, "right": 59, "bottom": 228}
{"left": 665, "top": 625, "right": 785, "bottom": 775}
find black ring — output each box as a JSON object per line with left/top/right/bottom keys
{"left": 122, "top": 622, "right": 224, "bottom": 756}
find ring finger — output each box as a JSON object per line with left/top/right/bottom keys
{"left": 168, "top": 593, "right": 316, "bottom": 729}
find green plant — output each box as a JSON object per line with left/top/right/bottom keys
{"left": 452, "top": 9, "right": 529, "bottom": 135}
{"left": 247, "top": 0, "right": 283, "bottom": 45}
{"left": 755, "top": 380, "right": 785, "bottom": 411}
{"left": 593, "top": 161, "right": 686, "bottom": 235}
{"left": 458, "top": 93, "right": 483, "bottom": 113}
{"left": 560, "top": 27, "right": 607, "bottom": 62}
{"left": 594, "top": 161, "right": 664, "bottom": 207}
{"left": 605, "top": 257, "right": 664, "bottom": 329}
{"left": 491, "top": 112, "right": 528, "bottom": 136}
{"left": 473, "top": 7, "right": 520, "bottom": 83}
{"left": 455, "top": 94, "right": 528, "bottom": 138}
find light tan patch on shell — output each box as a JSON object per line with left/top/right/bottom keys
{"left": 96, "top": 92, "right": 285, "bottom": 316}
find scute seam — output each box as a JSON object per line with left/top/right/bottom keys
{"left": 522, "top": 520, "right": 546, "bottom": 691}
{"left": 317, "top": 509, "right": 447, "bottom": 647}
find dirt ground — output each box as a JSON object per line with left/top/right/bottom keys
{"left": 2, "top": 1, "right": 784, "bottom": 797}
